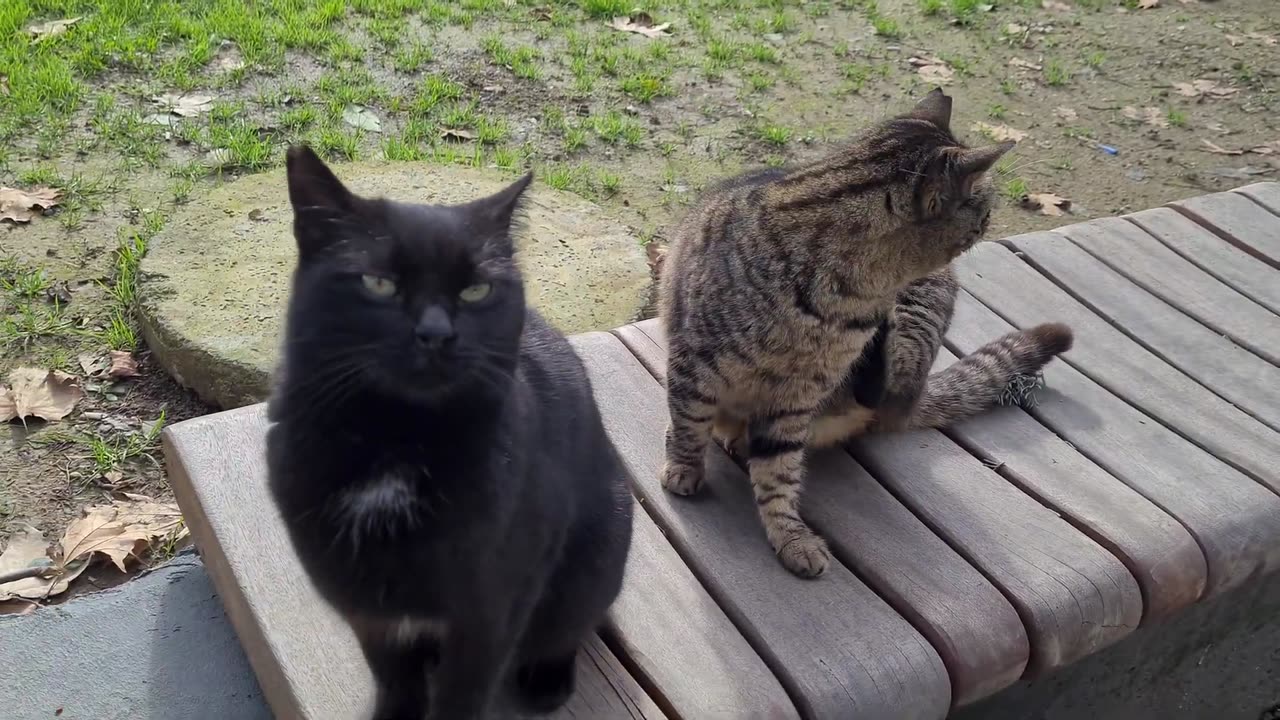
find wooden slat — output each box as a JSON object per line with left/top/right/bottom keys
{"left": 1001, "top": 228, "right": 1280, "bottom": 430}
{"left": 615, "top": 320, "right": 1029, "bottom": 707}
{"left": 163, "top": 406, "right": 665, "bottom": 720}
{"left": 573, "top": 332, "right": 952, "bottom": 720}
{"left": 846, "top": 430, "right": 1140, "bottom": 676}
{"left": 1234, "top": 181, "right": 1280, "bottom": 215}
{"left": 949, "top": 291, "right": 1280, "bottom": 597}
{"left": 1171, "top": 189, "right": 1280, "bottom": 268}
{"left": 1126, "top": 208, "right": 1280, "bottom": 316}
{"left": 934, "top": 345, "right": 1207, "bottom": 624}
{"left": 605, "top": 501, "right": 800, "bottom": 720}
{"left": 1052, "top": 218, "right": 1280, "bottom": 366}
{"left": 954, "top": 242, "right": 1280, "bottom": 495}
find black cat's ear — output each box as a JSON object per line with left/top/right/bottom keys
{"left": 476, "top": 172, "right": 533, "bottom": 229}
{"left": 469, "top": 173, "right": 532, "bottom": 257}
{"left": 908, "top": 88, "right": 953, "bottom": 131}
{"left": 286, "top": 145, "right": 357, "bottom": 257}
{"left": 286, "top": 145, "right": 354, "bottom": 215}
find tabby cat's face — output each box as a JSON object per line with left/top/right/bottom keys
{"left": 283, "top": 146, "right": 532, "bottom": 404}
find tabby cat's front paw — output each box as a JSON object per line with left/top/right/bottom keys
{"left": 776, "top": 531, "right": 830, "bottom": 578}
{"left": 660, "top": 461, "right": 704, "bottom": 496}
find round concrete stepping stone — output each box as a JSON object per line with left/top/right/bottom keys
{"left": 139, "top": 163, "right": 649, "bottom": 408}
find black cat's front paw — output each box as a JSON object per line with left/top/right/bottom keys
{"left": 513, "top": 653, "right": 576, "bottom": 714}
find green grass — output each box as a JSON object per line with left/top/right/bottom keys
{"left": 1044, "top": 60, "right": 1072, "bottom": 87}
{"left": 481, "top": 35, "right": 541, "bottom": 80}
{"left": 1002, "top": 177, "right": 1030, "bottom": 201}
{"left": 988, "top": 104, "right": 1008, "bottom": 120}
{"left": 757, "top": 124, "right": 792, "bottom": 146}
{"left": 393, "top": 43, "right": 435, "bottom": 73}
{"left": 581, "top": 0, "right": 630, "bottom": 18}
{"left": 591, "top": 112, "right": 644, "bottom": 147}
{"left": 1167, "top": 108, "right": 1188, "bottom": 128}
{"left": 919, "top": 0, "right": 945, "bottom": 15}
{"left": 620, "top": 73, "right": 671, "bottom": 103}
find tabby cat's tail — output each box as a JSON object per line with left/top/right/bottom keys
{"left": 909, "top": 323, "right": 1074, "bottom": 429}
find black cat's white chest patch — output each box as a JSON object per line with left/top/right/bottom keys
{"left": 340, "top": 473, "right": 419, "bottom": 535}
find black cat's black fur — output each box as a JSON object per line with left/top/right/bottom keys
{"left": 266, "top": 146, "right": 633, "bottom": 720}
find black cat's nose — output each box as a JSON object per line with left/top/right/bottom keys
{"left": 415, "top": 306, "right": 456, "bottom": 349}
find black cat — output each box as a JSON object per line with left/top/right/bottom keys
{"left": 266, "top": 146, "right": 634, "bottom": 720}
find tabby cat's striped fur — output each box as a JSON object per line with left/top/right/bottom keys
{"left": 659, "top": 90, "right": 1074, "bottom": 578}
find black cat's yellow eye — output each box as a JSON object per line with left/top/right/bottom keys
{"left": 459, "top": 282, "right": 492, "bottom": 303}
{"left": 361, "top": 274, "right": 397, "bottom": 297}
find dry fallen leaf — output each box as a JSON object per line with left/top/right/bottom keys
{"left": 1250, "top": 141, "right": 1280, "bottom": 155}
{"left": 1054, "top": 106, "right": 1078, "bottom": 121}
{"left": 1245, "top": 32, "right": 1277, "bottom": 46}
{"left": 152, "top": 92, "right": 215, "bottom": 117}
{"left": 1008, "top": 57, "right": 1043, "bottom": 71}
{"left": 909, "top": 56, "right": 954, "bottom": 85}
{"left": 0, "top": 524, "right": 89, "bottom": 602}
{"left": 60, "top": 500, "right": 187, "bottom": 572}
{"left": 1041, "top": 0, "right": 1071, "bottom": 10}
{"left": 1201, "top": 139, "right": 1244, "bottom": 155}
{"left": 606, "top": 14, "right": 672, "bottom": 39}
{"left": 1173, "top": 80, "right": 1238, "bottom": 99}
{"left": 342, "top": 104, "right": 382, "bottom": 133}
{"left": 26, "top": 17, "right": 81, "bottom": 40}
{"left": 1021, "top": 192, "right": 1072, "bottom": 217}
{"left": 1, "top": 368, "right": 83, "bottom": 424}
{"left": 1137, "top": 0, "right": 1159, "bottom": 8}
{"left": 1122, "top": 106, "right": 1168, "bottom": 128}
{"left": 440, "top": 128, "right": 477, "bottom": 142}
{"left": 971, "top": 122, "right": 1029, "bottom": 143}
{"left": 0, "top": 186, "right": 62, "bottom": 224}
{"left": 78, "top": 353, "right": 110, "bottom": 378}
{"left": 0, "top": 75, "right": 9, "bottom": 96}
{"left": 1205, "top": 122, "right": 1230, "bottom": 135}
{"left": 107, "top": 350, "right": 140, "bottom": 379}
{"left": 1224, "top": 34, "right": 1244, "bottom": 47}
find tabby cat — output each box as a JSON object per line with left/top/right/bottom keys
{"left": 267, "top": 146, "right": 633, "bottom": 719}
{"left": 659, "top": 89, "right": 1073, "bottom": 578}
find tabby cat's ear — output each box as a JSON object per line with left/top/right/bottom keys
{"left": 918, "top": 141, "right": 1014, "bottom": 219}
{"left": 908, "top": 88, "right": 953, "bottom": 131}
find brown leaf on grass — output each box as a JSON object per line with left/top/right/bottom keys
{"left": 107, "top": 351, "right": 140, "bottom": 379}
{"left": 1021, "top": 192, "right": 1072, "bottom": 217}
{"left": 0, "top": 75, "right": 8, "bottom": 96}
{"left": 1200, "top": 139, "right": 1244, "bottom": 155}
{"left": 26, "top": 17, "right": 81, "bottom": 40}
{"left": 1122, "top": 106, "right": 1168, "bottom": 128}
{"left": 970, "top": 122, "right": 1029, "bottom": 143}
{"left": 529, "top": 6, "right": 553, "bottom": 21}
{"left": 1173, "top": 80, "right": 1238, "bottom": 99}
{"left": 1, "top": 368, "right": 83, "bottom": 424}
{"left": 0, "top": 186, "right": 62, "bottom": 224}
{"left": 440, "top": 128, "right": 477, "bottom": 142}
{"left": 151, "top": 92, "right": 215, "bottom": 117}
{"left": 1137, "top": 0, "right": 1159, "bottom": 8}
{"left": 1041, "top": 0, "right": 1071, "bottom": 10}
{"left": 59, "top": 500, "right": 187, "bottom": 572}
{"left": 0, "top": 524, "right": 89, "bottom": 602}
{"left": 1008, "top": 57, "right": 1043, "bottom": 71}
{"left": 606, "top": 14, "right": 671, "bottom": 39}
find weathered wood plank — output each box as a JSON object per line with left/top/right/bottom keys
{"left": 1051, "top": 218, "right": 1280, "bottom": 366}
{"left": 1171, "top": 189, "right": 1280, "bottom": 268}
{"left": 934, "top": 346, "right": 1207, "bottom": 624}
{"left": 574, "top": 332, "right": 952, "bottom": 720}
{"left": 846, "top": 430, "right": 1141, "bottom": 676}
{"left": 1234, "top": 181, "right": 1280, "bottom": 215}
{"left": 949, "top": 291, "right": 1280, "bottom": 597}
{"left": 1001, "top": 228, "right": 1280, "bottom": 429}
{"left": 955, "top": 241, "right": 1280, "bottom": 494}
{"left": 616, "top": 320, "right": 1029, "bottom": 707}
{"left": 605, "top": 499, "right": 800, "bottom": 720}
{"left": 163, "top": 406, "right": 665, "bottom": 720}
{"left": 1126, "top": 208, "right": 1280, "bottom": 316}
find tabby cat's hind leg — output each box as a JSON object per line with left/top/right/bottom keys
{"left": 747, "top": 411, "right": 829, "bottom": 578}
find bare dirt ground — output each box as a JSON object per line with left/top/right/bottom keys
{"left": 1, "top": 0, "right": 1276, "bottom": 600}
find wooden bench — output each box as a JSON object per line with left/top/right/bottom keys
{"left": 162, "top": 183, "right": 1280, "bottom": 719}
